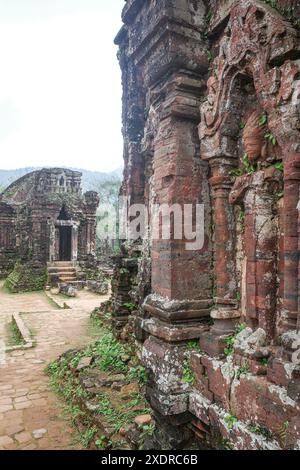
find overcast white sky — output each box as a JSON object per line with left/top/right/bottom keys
{"left": 0, "top": 0, "right": 125, "bottom": 172}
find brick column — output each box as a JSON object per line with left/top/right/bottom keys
{"left": 243, "top": 171, "right": 279, "bottom": 340}
{"left": 228, "top": 169, "right": 281, "bottom": 340}
{"left": 142, "top": 72, "right": 212, "bottom": 418}
{"left": 143, "top": 74, "right": 212, "bottom": 338}
{"left": 282, "top": 159, "right": 300, "bottom": 332}
{"left": 71, "top": 223, "right": 79, "bottom": 261}
{"left": 198, "top": 159, "right": 240, "bottom": 356}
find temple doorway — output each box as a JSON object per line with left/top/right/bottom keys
{"left": 59, "top": 226, "right": 72, "bottom": 261}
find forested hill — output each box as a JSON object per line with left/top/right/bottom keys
{"left": 0, "top": 167, "right": 123, "bottom": 193}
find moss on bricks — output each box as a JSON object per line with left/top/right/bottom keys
{"left": 5, "top": 262, "right": 47, "bottom": 293}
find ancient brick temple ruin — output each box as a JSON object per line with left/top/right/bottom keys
{"left": 113, "top": 0, "right": 300, "bottom": 450}
{"left": 0, "top": 168, "right": 99, "bottom": 291}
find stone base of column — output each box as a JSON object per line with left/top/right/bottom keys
{"left": 141, "top": 295, "right": 212, "bottom": 426}
{"left": 199, "top": 307, "right": 241, "bottom": 357}
{"left": 142, "top": 334, "right": 195, "bottom": 448}
{"left": 141, "top": 317, "right": 209, "bottom": 342}
{"left": 142, "top": 294, "right": 212, "bottom": 341}
{"left": 142, "top": 335, "right": 192, "bottom": 414}
{"left": 211, "top": 307, "right": 241, "bottom": 334}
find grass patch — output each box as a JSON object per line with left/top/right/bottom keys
{"left": 94, "top": 393, "right": 150, "bottom": 432}
{"left": 224, "top": 323, "right": 247, "bottom": 357}
{"left": 87, "top": 311, "right": 109, "bottom": 338}
{"left": 44, "top": 293, "right": 61, "bottom": 310}
{"left": 46, "top": 325, "right": 151, "bottom": 449}
{"left": 6, "top": 319, "right": 25, "bottom": 347}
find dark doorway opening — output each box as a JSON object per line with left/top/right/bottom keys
{"left": 59, "top": 226, "right": 72, "bottom": 261}
{"left": 58, "top": 205, "right": 69, "bottom": 221}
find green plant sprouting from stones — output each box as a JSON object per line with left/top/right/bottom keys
{"left": 229, "top": 154, "right": 256, "bottom": 178}
{"left": 273, "top": 162, "right": 283, "bottom": 172}
{"left": 186, "top": 340, "right": 202, "bottom": 352}
{"left": 79, "top": 426, "right": 98, "bottom": 448}
{"left": 224, "top": 413, "right": 238, "bottom": 430}
{"left": 259, "top": 357, "right": 269, "bottom": 366}
{"left": 265, "top": 132, "right": 277, "bottom": 146}
{"left": 259, "top": 113, "right": 268, "bottom": 126}
{"left": 248, "top": 424, "right": 272, "bottom": 439}
{"left": 122, "top": 302, "right": 137, "bottom": 312}
{"left": 128, "top": 365, "right": 148, "bottom": 385}
{"left": 222, "top": 438, "right": 234, "bottom": 450}
{"left": 229, "top": 167, "right": 243, "bottom": 177}
{"left": 242, "top": 154, "right": 256, "bottom": 174}
{"left": 95, "top": 435, "right": 112, "bottom": 449}
{"left": 91, "top": 333, "right": 129, "bottom": 373}
{"left": 236, "top": 362, "right": 250, "bottom": 380}
{"left": 238, "top": 210, "right": 245, "bottom": 232}
{"left": 207, "top": 50, "right": 214, "bottom": 62}
{"left": 182, "top": 360, "right": 196, "bottom": 385}
{"left": 224, "top": 323, "right": 247, "bottom": 357}
{"left": 46, "top": 322, "right": 152, "bottom": 449}
{"left": 205, "top": 10, "right": 213, "bottom": 25}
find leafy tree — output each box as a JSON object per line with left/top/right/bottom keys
{"left": 90, "top": 176, "right": 122, "bottom": 256}
{"left": 90, "top": 177, "right": 121, "bottom": 208}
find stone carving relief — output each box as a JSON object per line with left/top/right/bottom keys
{"left": 242, "top": 110, "right": 268, "bottom": 163}
{"left": 200, "top": 0, "right": 300, "bottom": 341}
{"left": 200, "top": 1, "right": 300, "bottom": 151}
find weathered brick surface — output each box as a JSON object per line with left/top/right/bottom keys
{"left": 115, "top": 0, "right": 300, "bottom": 449}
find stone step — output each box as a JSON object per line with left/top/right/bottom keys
{"left": 58, "top": 273, "right": 76, "bottom": 277}
{"left": 47, "top": 261, "right": 78, "bottom": 284}
{"left": 58, "top": 272, "right": 77, "bottom": 277}
{"left": 47, "top": 261, "right": 76, "bottom": 267}
{"left": 48, "top": 267, "right": 76, "bottom": 273}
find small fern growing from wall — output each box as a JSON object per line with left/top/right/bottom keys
{"left": 182, "top": 360, "right": 196, "bottom": 385}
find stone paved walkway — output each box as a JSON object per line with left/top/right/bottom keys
{"left": 0, "top": 284, "right": 108, "bottom": 450}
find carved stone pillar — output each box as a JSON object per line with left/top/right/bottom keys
{"left": 142, "top": 71, "right": 212, "bottom": 417}
{"left": 48, "top": 222, "right": 56, "bottom": 262}
{"left": 71, "top": 223, "right": 79, "bottom": 261}
{"left": 199, "top": 159, "right": 240, "bottom": 356}
{"left": 31, "top": 217, "right": 42, "bottom": 263}
{"left": 281, "top": 159, "right": 300, "bottom": 332}
{"left": 84, "top": 191, "right": 100, "bottom": 259}
{"left": 116, "top": 0, "right": 210, "bottom": 448}
{"left": 230, "top": 168, "right": 281, "bottom": 341}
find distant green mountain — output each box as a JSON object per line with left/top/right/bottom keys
{"left": 0, "top": 166, "right": 123, "bottom": 193}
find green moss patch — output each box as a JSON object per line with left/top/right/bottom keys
{"left": 6, "top": 319, "right": 25, "bottom": 347}
{"left": 5, "top": 262, "right": 47, "bottom": 293}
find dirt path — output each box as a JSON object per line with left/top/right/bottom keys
{"left": 0, "top": 285, "right": 107, "bottom": 450}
